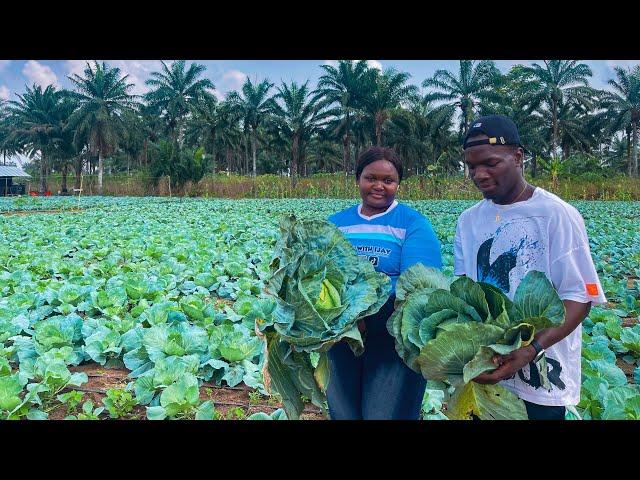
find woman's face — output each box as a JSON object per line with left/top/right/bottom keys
{"left": 357, "top": 159, "right": 400, "bottom": 212}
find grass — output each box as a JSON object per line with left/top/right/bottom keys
{"left": 26, "top": 171, "right": 640, "bottom": 201}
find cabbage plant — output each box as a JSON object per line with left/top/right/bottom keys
{"left": 388, "top": 265, "right": 566, "bottom": 420}
{"left": 258, "top": 215, "right": 391, "bottom": 419}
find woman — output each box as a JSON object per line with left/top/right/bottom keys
{"left": 327, "top": 146, "right": 442, "bottom": 420}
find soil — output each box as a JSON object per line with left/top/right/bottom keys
{"left": 46, "top": 362, "right": 326, "bottom": 420}
{"left": 616, "top": 357, "right": 637, "bottom": 384}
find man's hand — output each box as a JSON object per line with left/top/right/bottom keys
{"left": 473, "top": 300, "right": 592, "bottom": 384}
{"left": 473, "top": 345, "right": 536, "bottom": 384}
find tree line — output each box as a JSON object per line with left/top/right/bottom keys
{"left": 0, "top": 59, "right": 638, "bottom": 195}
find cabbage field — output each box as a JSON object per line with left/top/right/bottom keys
{"left": 0, "top": 196, "right": 638, "bottom": 420}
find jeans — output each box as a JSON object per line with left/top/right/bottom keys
{"left": 326, "top": 297, "right": 427, "bottom": 420}
{"left": 524, "top": 400, "right": 566, "bottom": 420}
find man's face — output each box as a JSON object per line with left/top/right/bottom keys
{"left": 464, "top": 135, "right": 523, "bottom": 200}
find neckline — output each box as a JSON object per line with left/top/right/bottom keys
{"left": 490, "top": 187, "right": 539, "bottom": 210}
{"left": 357, "top": 200, "right": 399, "bottom": 220}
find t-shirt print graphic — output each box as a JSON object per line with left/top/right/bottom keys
{"left": 474, "top": 222, "right": 565, "bottom": 393}
{"left": 476, "top": 237, "right": 519, "bottom": 293}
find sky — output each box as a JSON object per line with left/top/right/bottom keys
{"left": 2, "top": 59, "right": 639, "bottom": 167}
{"left": 2, "top": 59, "right": 640, "bottom": 104}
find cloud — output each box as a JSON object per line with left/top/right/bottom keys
{"left": 605, "top": 60, "right": 640, "bottom": 70}
{"left": 22, "top": 61, "right": 59, "bottom": 88}
{"left": 65, "top": 60, "right": 92, "bottom": 78}
{"left": 102, "top": 60, "right": 165, "bottom": 96}
{"left": 0, "top": 85, "right": 9, "bottom": 101}
{"left": 367, "top": 60, "right": 383, "bottom": 71}
{"left": 217, "top": 69, "right": 247, "bottom": 94}
{"left": 0, "top": 60, "right": 11, "bottom": 72}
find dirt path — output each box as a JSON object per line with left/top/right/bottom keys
{"left": 48, "top": 363, "right": 326, "bottom": 420}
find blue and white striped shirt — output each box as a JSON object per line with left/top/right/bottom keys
{"left": 328, "top": 201, "right": 442, "bottom": 293}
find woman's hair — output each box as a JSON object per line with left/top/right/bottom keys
{"left": 355, "top": 147, "right": 403, "bottom": 182}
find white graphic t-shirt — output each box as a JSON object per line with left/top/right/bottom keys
{"left": 453, "top": 187, "right": 606, "bottom": 406}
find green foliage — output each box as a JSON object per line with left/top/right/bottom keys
{"left": 65, "top": 400, "right": 105, "bottom": 420}
{"left": 102, "top": 388, "right": 137, "bottom": 419}
{"left": 57, "top": 390, "right": 84, "bottom": 415}
{"left": 0, "top": 197, "right": 637, "bottom": 420}
{"left": 149, "top": 141, "right": 209, "bottom": 191}
{"left": 247, "top": 408, "right": 287, "bottom": 420}
{"left": 225, "top": 406, "right": 247, "bottom": 420}
{"left": 259, "top": 214, "right": 391, "bottom": 419}
{"left": 388, "top": 267, "right": 566, "bottom": 420}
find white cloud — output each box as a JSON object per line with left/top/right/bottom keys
{"left": 0, "top": 85, "right": 9, "bottom": 101}
{"left": 65, "top": 60, "right": 92, "bottom": 77}
{"left": 22, "top": 60, "right": 59, "bottom": 88}
{"left": 217, "top": 69, "right": 247, "bottom": 94}
{"left": 367, "top": 60, "right": 383, "bottom": 71}
{"left": 103, "top": 60, "right": 165, "bottom": 96}
{"left": 605, "top": 60, "right": 640, "bottom": 70}
{"left": 0, "top": 60, "right": 11, "bottom": 72}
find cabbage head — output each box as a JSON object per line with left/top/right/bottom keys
{"left": 387, "top": 265, "right": 565, "bottom": 420}
{"left": 258, "top": 214, "right": 391, "bottom": 419}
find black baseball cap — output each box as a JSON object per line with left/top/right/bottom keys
{"left": 463, "top": 114, "right": 525, "bottom": 150}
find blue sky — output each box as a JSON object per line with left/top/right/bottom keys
{"left": 1, "top": 59, "right": 640, "bottom": 103}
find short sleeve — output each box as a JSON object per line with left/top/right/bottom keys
{"left": 549, "top": 209, "right": 607, "bottom": 304}
{"left": 400, "top": 216, "right": 442, "bottom": 272}
{"left": 453, "top": 218, "right": 466, "bottom": 276}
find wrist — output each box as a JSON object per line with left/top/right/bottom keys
{"left": 529, "top": 339, "right": 546, "bottom": 363}
{"left": 525, "top": 344, "right": 537, "bottom": 362}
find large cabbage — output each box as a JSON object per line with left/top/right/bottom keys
{"left": 387, "top": 265, "right": 565, "bottom": 420}
{"left": 257, "top": 214, "right": 392, "bottom": 419}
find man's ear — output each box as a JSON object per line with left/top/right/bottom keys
{"left": 514, "top": 147, "right": 524, "bottom": 168}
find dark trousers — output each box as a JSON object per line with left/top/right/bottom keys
{"left": 326, "top": 297, "right": 427, "bottom": 420}
{"left": 524, "top": 400, "right": 566, "bottom": 420}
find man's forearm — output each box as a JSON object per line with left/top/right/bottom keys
{"left": 534, "top": 300, "right": 591, "bottom": 350}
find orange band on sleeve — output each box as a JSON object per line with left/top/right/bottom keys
{"left": 586, "top": 284, "right": 599, "bottom": 296}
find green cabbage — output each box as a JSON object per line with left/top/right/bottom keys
{"left": 387, "top": 265, "right": 566, "bottom": 420}
{"left": 258, "top": 214, "right": 391, "bottom": 419}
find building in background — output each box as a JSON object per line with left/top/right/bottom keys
{"left": 0, "top": 164, "right": 31, "bottom": 195}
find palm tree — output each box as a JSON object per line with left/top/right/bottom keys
{"left": 0, "top": 101, "right": 21, "bottom": 166}
{"left": 270, "top": 81, "right": 333, "bottom": 187}
{"left": 144, "top": 60, "right": 214, "bottom": 146}
{"left": 604, "top": 133, "right": 630, "bottom": 173}
{"left": 423, "top": 60, "right": 501, "bottom": 177}
{"left": 555, "top": 99, "right": 593, "bottom": 161}
{"left": 227, "top": 78, "right": 274, "bottom": 177}
{"left": 517, "top": 60, "right": 594, "bottom": 159}
{"left": 477, "top": 67, "right": 548, "bottom": 176}
{"left": 599, "top": 65, "right": 640, "bottom": 177}
{"left": 214, "top": 100, "right": 244, "bottom": 174}
{"left": 7, "top": 84, "right": 69, "bottom": 194}
{"left": 423, "top": 60, "right": 500, "bottom": 135}
{"left": 53, "top": 95, "right": 79, "bottom": 193}
{"left": 363, "top": 68, "right": 418, "bottom": 146}
{"left": 316, "top": 60, "right": 373, "bottom": 173}
{"left": 67, "top": 61, "right": 137, "bottom": 195}
{"left": 184, "top": 92, "right": 223, "bottom": 173}
{"left": 119, "top": 109, "right": 146, "bottom": 174}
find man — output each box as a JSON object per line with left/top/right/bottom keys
{"left": 454, "top": 114, "right": 606, "bottom": 420}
